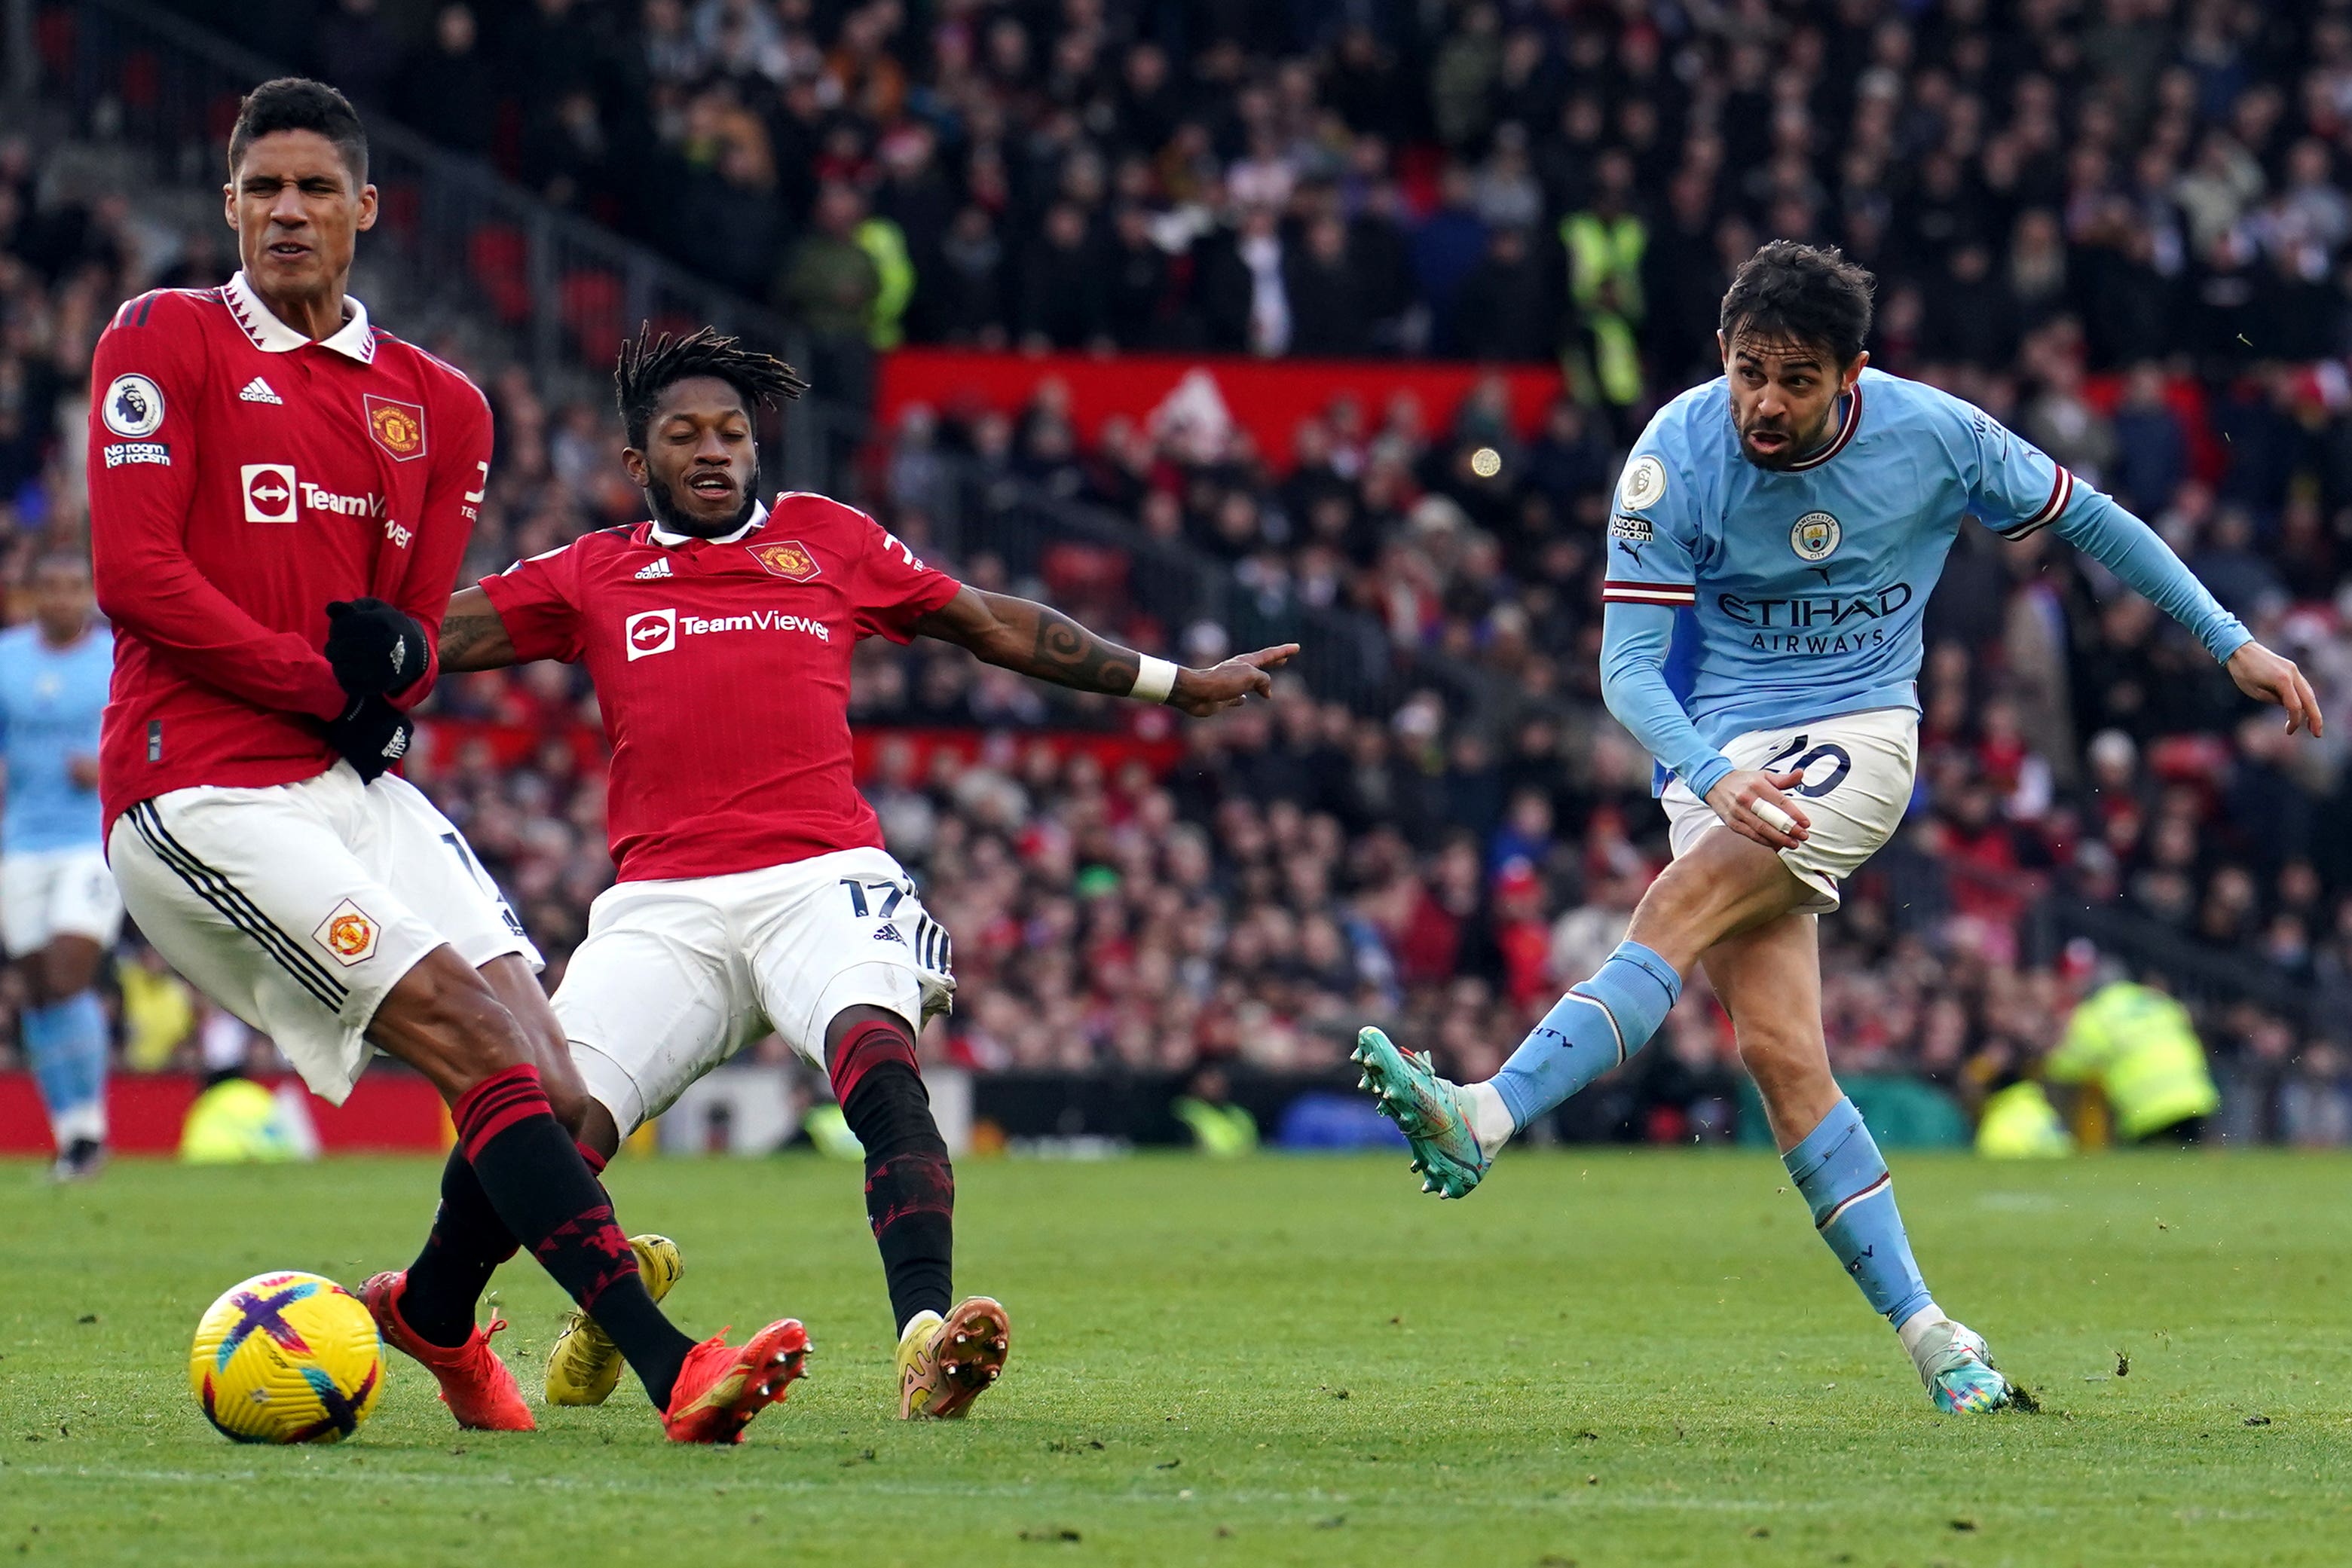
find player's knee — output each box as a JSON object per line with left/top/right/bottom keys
{"left": 40, "top": 938, "right": 101, "bottom": 999}
{"left": 469, "top": 954, "right": 584, "bottom": 1129}
{"left": 1627, "top": 852, "right": 1742, "bottom": 961}
{"left": 577, "top": 1096, "right": 622, "bottom": 1161}
{"left": 512, "top": 1005, "right": 587, "bottom": 1130}
{"left": 1737, "top": 1028, "right": 1830, "bottom": 1102}
{"left": 541, "top": 1064, "right": 592, "bottom": 1139}
{"left": 825, "top": 1005, "right": 922, "bottom": 1102}
{"left": 373, "top": 949, "right": 533, "bottom": 1099}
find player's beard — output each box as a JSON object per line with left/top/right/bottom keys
{"left": 644, "top": 466, "right": 760, "bottom": 537}
{"left": 1736, "top": 400, "right": 1839, "bottom": 471}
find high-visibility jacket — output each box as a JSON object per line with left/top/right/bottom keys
{"left": 2046, "top": 983, "right": 2219, "bottom": 1141}
{"left": 1976, "top": 1080, "right": 2075, "bottom": 1158}
{"left": 1173, "top": 1097, "right": 1258, "bottom": 1157}
{"left": 1561, "top": 210, "right": 1646, "bottom": 406}
{"left": 854, "top": 217, "right": 914, "bottom": 351}
{"left": 179, "top": 1078, "right": 307, "bottom": 1164}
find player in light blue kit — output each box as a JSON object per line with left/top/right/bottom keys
{"left": 1353, "top": 243, "right": 2322, "bottom": 1413}
{"left": 0, "top": 554, "right": 124, "bottom": 1180}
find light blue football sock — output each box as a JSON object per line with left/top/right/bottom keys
{"left": 1489, "top": 940, "right": 1682, "bottom": 1131}
{"left": 56, "top": 992, "right": 110, "bottom": 1111}
{"left": 1784, "top": 1097, "right": 1934, "bottom": 1327}
{"left": 25, "top": 994, "right": 109, "bottom": 1145}
{"left": 22, "top": 1004, "right": 71, "bottom": 1118}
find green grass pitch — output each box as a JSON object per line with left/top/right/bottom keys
{"left": 5, "top": 1148, "right": 2349, "bottom": 1565}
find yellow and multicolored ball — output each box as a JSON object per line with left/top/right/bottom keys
{"left": 188, "top": 1271, "right": 384, "bottom": 1444}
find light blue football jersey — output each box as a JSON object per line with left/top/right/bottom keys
{"left": 1600, "top": 368, "right": 2247, "bottom": 799}
{"left": 0, "top": 623, "right": 114, "bottom": 853}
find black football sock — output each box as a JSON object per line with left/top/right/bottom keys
{"left": 395, "top": 1137, "right": 616, "bottom": 1349}
{"left": 452, "top": 1065, "right": 694, "bottom": 1407}
{"left": 831, "top": 1021, "right": 954, "bottom": 1333}
{"left": 398, "top": 1147, "right": 518, "bottom": 1349}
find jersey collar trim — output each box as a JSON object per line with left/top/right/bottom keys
{"left": 650, "top": 500, "right": 768, "bottom": 548}
{"left": 1782, "top": 381, "right": 1863, "bottom": 472}
{"left": 222, "top": 271, "right": 377, "bottom": 363}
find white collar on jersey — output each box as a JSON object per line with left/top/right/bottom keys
{"left": 651, "top": 500, "right": 768, "bottom": 548}
{"left": 222, "top": 271, "right": 377, "bottom": 363}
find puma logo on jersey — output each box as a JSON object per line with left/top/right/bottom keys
{"left": 635, "top": 558, "right": 673, "bottom": 579}
{"left": 238, "top": 376, "right": 283, "bottom": 404}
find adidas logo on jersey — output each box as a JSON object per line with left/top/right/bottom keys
{"left": 238, "top": 377, "right": 283, "bottom": 405}
{"left": 635, "top": 558, "right": 673, "bottom": 579}
{"left": 873, "top": 923, "right": 906, "bottom": 944}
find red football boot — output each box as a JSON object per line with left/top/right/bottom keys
{"left": 361, "top": 1270, "right": 536, "bottom": 1432}
{"left": 661, "top": 1319, "right": 811, "bottom": 1444}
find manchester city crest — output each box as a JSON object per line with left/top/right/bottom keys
{"left": 1790, "top": 511, "right": 1841, "bottom": 561}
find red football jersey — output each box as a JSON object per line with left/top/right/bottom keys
{"left": 86, "top": 273, "right": 490, "bottom": 828}
{"left": 478, "top": 494, "right": 962, "bottom": 881}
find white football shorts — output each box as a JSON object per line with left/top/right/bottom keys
{"left": 2, "top": 843, "right": 126, "bottom": 955}
{"left": 108, "top": 763, "right": 540, "bottom": 1105}
{"left": 560, "top": 845, "right": 956, "bottom": 1136}
{"left": 1659, "top": 707, "right": 1918, "bottom": 914}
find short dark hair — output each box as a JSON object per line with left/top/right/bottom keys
{"left": 615, "top": 324, "right": 808, "bottom": 449}
{"left": 1719, "top": 240, "right": 1876, "bottom": 365}
{"left": 228, "top": 78, "right": 369, "bottom": 185}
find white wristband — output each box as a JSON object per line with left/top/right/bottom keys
{"left": 1130, "top": 655, "right": 1179, "bottom": 705}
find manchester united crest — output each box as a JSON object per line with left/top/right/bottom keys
{"left": 365, "top": 395, "right": 427, "bottom": 461}
{"left": 748, "top": 539, "right": 821, "bottom": 581}
{"left": 312, "top": 899, "right": 381, "bottom": 967}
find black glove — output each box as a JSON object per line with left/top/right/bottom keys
{"left": 325, "top": 695, "right": 414, "bottom": 784}
{"left": 325, "top": 598, "right": 428, "bottom": 698}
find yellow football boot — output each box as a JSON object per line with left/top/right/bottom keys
{"left": 896, "top": 1295, "right": 1011, "bottom": 1419}
{"left": 544, "top": 1234, "right": 683, "bottom": 1406}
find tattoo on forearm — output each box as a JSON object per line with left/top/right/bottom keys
{"left": 438, "top": 611, "right": 506, "bottom": 670}
{"left": 1023, "top": 607, "right": 1140, "bottom": 695}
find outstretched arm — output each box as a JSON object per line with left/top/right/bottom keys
{"left": 436, "top": 587, "right": 521, "bottom": 672}
{"left": 913, "top": 585, "right": 1296, "bottom": 717}
{"left": 2052, "top": 493, "right": 2323, "bottom": 736}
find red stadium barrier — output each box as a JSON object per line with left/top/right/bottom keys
{"left": 846, "top": 726, "right": 1183, "bottom": 779}
{"left": 0, "top": 1071, "right": 451, "bottom": 1156}
{"left": 415, "top": 720, "right": 1185, "bottom": 780}
{"left": 877, "top": 348, "right": 1566, "bottom": 471}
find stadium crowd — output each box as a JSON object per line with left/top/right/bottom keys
{"left": 7, "top": 2, "right": 2352, "bottom": 1143}
{"left": 229, "top": 0, "right": 2352, "bottom": 399}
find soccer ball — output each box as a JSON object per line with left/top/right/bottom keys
{"left": 188, "top": 1271, "right": 384, "bottom": 1443}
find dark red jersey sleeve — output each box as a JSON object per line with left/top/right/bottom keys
{"left": 850, "top": 509, "right": 962, "bottom": 643}
{"left": 477, "top": 543, "right": 588, "bottom": 663}
{"left": 382, "top": 372, "right": 494, "bottom": 709}
{"left": 87, "top": 292, "right": 347, "bottom": 720}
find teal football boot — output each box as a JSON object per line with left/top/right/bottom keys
{"left": 1350, "top": 1026, "right": 1491, "bottom": 1199}
{"left": 1912, "top": 1319, "right": 2012, "bottom": 1414}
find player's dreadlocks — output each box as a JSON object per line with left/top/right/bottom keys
{"left": 615, "top": 325, "right": 809, "bottom": 450}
